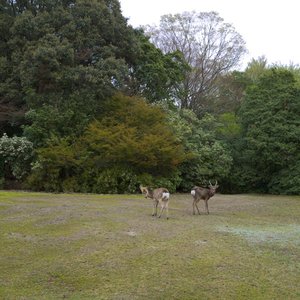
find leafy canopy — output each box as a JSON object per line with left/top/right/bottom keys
{"left": 27, "top": 94, "right": 186, "bottom": 192}
{"left": 237, "top": 68, "right": 300, "bottom": 193}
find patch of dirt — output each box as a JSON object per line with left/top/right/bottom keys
{"left": 217, "top": 224, "right": 300, "bottom": 245}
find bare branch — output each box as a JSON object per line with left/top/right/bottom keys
{"left": 145, "top": 11, "right": 247, "bottom": 114}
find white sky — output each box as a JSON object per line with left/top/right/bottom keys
{"left": 119, "top": 0, "right": 300, "bottom": 70}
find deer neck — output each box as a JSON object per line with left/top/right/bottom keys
{"left": 208, "top": 189, "right": 215, "bottom": 197}
{"left": 147, "top": 189, "right": 154, "bottom": 198}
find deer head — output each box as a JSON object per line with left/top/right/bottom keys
{"left": 208, "top": 180, "right": 219, "bottom": 194}
{"left": 139, "top": 185, "right": 150, "bottom": 198}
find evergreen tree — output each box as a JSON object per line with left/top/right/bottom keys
{"left": 0, "top": 0, "right": 184, "bottom": 143}
{"left": 237, "top": 68, "right": 300, "bottom": 193}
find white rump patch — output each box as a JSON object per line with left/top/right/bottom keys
{"left": 191, "top": 190, "right": 196, "bottom": 196}
{"left": 162, "top": 192, "right": 170, "bottom": 199}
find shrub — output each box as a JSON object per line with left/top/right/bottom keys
{"left": 26, "top": 94, "right": 186, "bottom": 193}
{"left": 268, "top": 159, "right": 300, "bottom": 194}
{"left": 165, "top": 109, "right": 232, "bottom": 191}
{"left": 91, "top": 167, "right": 139, "bottom": 194}
{"left": 0, "top": 133, "right": 34, "bottom": 181}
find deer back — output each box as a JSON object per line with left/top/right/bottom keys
{"left": 191, "top": 184, "right": 218, "bottom": 200}
{"left": 153, "top": 188, "right": 170, "bottom": 201}
{"left": 192, "top": 187, "right": 210, "bottom": 200}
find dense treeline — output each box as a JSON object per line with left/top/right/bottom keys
{"left": 0, "top": 0, "right": 299, "bottom": 194}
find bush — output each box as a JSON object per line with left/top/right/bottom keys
{"left": 91, "top": 167, "right": 139, "bottom": 194}
{"left": 268, "top": 159, "right": 300, "bottom": 194}
{"left": 0, "top": 177, "right": 4, "bottom": 189}
{"left": 165, "top": 109, "right": 232, "bottom": 191}
{"left": 62, "top": 177, "right": 81, "bottom": 193}
{"left": 137, "top": 171, "right": 181, "bottom": 193}
{"left": 26, "top": 160, "right": 62, "bottom": 192}
{"left": 26, "top": 94, "right": 186, "bottom": 193}
{"left": 0, "top": 133, "right": 34, "bottom": 181}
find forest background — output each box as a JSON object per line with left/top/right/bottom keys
{"left": 0, "top": 0, "right": 299, "bottom": 194}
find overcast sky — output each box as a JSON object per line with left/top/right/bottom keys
{"left": 119, "top": 0, "right": 300, "bottom": 70}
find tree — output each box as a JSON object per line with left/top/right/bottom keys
{"left": 27, "top": 94, "right": 186, "bottom": 193}
{"left": 165, "top": 108, "right": 232, "bottom": 191}
{"left": 1, "top": 0, "right": 137, "bottom": 139}
{"left": 244, "top": 56, "right": 268, "bottom": 82}
{"left": 207, "top": 57, "right": 268, "bottom": 116}
{"left": 0, "top": 0, "right": 187, "bottom": 141}
{"left": 237, "top": 68, "right": 300, "bottom": 194}
{"left": 125, "top": 30, "right": 188, "bottom": 103}
{"left": 0, "top": 2, "right": 25, "bottom": 135}
{"left": 208, "top": 71, "right": 250, "bottom": 115}
{"left": 144, "top": 11, "right": 247, "bottom": 114}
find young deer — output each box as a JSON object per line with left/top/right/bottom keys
{"left": 140, "top": 185, "right": 170, "bottom": 219}
{"left": 191, "top": 181, "right": 219, "bottom": 215}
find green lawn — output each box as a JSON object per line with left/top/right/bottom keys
{"left": 0, "top": 191, "right": 299, "bottom": 299}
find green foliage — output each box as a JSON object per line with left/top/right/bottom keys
{"left": 1, "top": 0, "right": 135, "bottom": 139}
{"left": 0, "top": 133, "right": 34, "bottom": 181}
{"left": 245, "top": 56, "right": 268, "bottom": 82}
{"left": 210, "top": 71, "right": 251, "bottom": 115}
{"left": 91, "top": 167, "right": 138, "bottom": 194}
{"left": 26, "top": 94, "right": 186, "bottom": 193}
{"left": 137, "top": 171, "right": 181, "bottom": 193}
{"left": 217, "top": 113, "right": 241, "bottom": 142}
{"left": 234, "top": 68, "right": 300, "bottom": 193}
{"left": 165, "top": 108, "right": 232, "bottom": 191}
{"left": 26, "top": 137, "right": 78, "bottom": 191}
{"left": 17, "top": 0, "right": 132, "bottom": 144}
{"left": 0, "top": 0, "right": 186, "bottom": 143}
{"left": 2, "top": 1, "right": 300, "bottom": 195}
{"left": 268, "top": 157, "right": 300, "bottom": 194}
{"left": 83, "top": 94, "right": 186, "bottom": 173}
{"left": 128, "top": 31, "right": 187, "bottom": 102}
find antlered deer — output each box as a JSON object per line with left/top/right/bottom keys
{"left": 140, "top": 185, "right": 170, "bottom": 219}
{"left": 191, "top": 181, "right": 219, "bottom": 215}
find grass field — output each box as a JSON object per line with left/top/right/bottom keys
{"left": 0, "top": 191, "right": 299, "bottom": 300}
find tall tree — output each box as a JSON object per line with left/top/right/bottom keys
{"left": 208, "top": 71, "right": 250, "bottom": 115}
{"left": 209, "top": 57, "right": 268, "bottom": 116}
{"left": 244, "top": 56, "right": 268, "bottom": 82}
{"left": 144, "top": 11, "right": 247, "bottom": 114}
{"left": 0, "top": 0, "right": 25, "bottom": 135}
{"left": 237, "top": 68, "right": 300, "bottom": 194}
{"left": 1, "top": 0, "right": 136, "bottom": 139}
{"left": 0, "top": 0, "right": 186, "bottom": 141}
{"left": 0, "top": 0, "right": 185, "bottom": 142}
{"left": 125, "top": 31, "right": 187, "bottom": 103}
{"left": 165, "top": 108, "right": 232, "bottom": 191}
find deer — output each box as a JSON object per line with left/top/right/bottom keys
{"left": 140, "top": 185, "right": 170, "bottom": 219}
{"left": 190, "top": 181, "right": 219, "bottom": 215}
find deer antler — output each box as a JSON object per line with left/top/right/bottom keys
{"left": 209, "top": 180, "right": 218, "bottom": 187}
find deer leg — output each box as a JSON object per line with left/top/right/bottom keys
{"left": 158, "top": 202, "right": 165, "bottom": 218}
{"left": 205, "top": 200, "right": 209, "bottom": 214}
{"left": 195, "top": 200, "right": 201, "bottom": 215}
{"left": 165, "top": 201, "right": 169, "bottom": 219}
{"left": 152, "top": 200, "right": 158, "bottom": 216}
